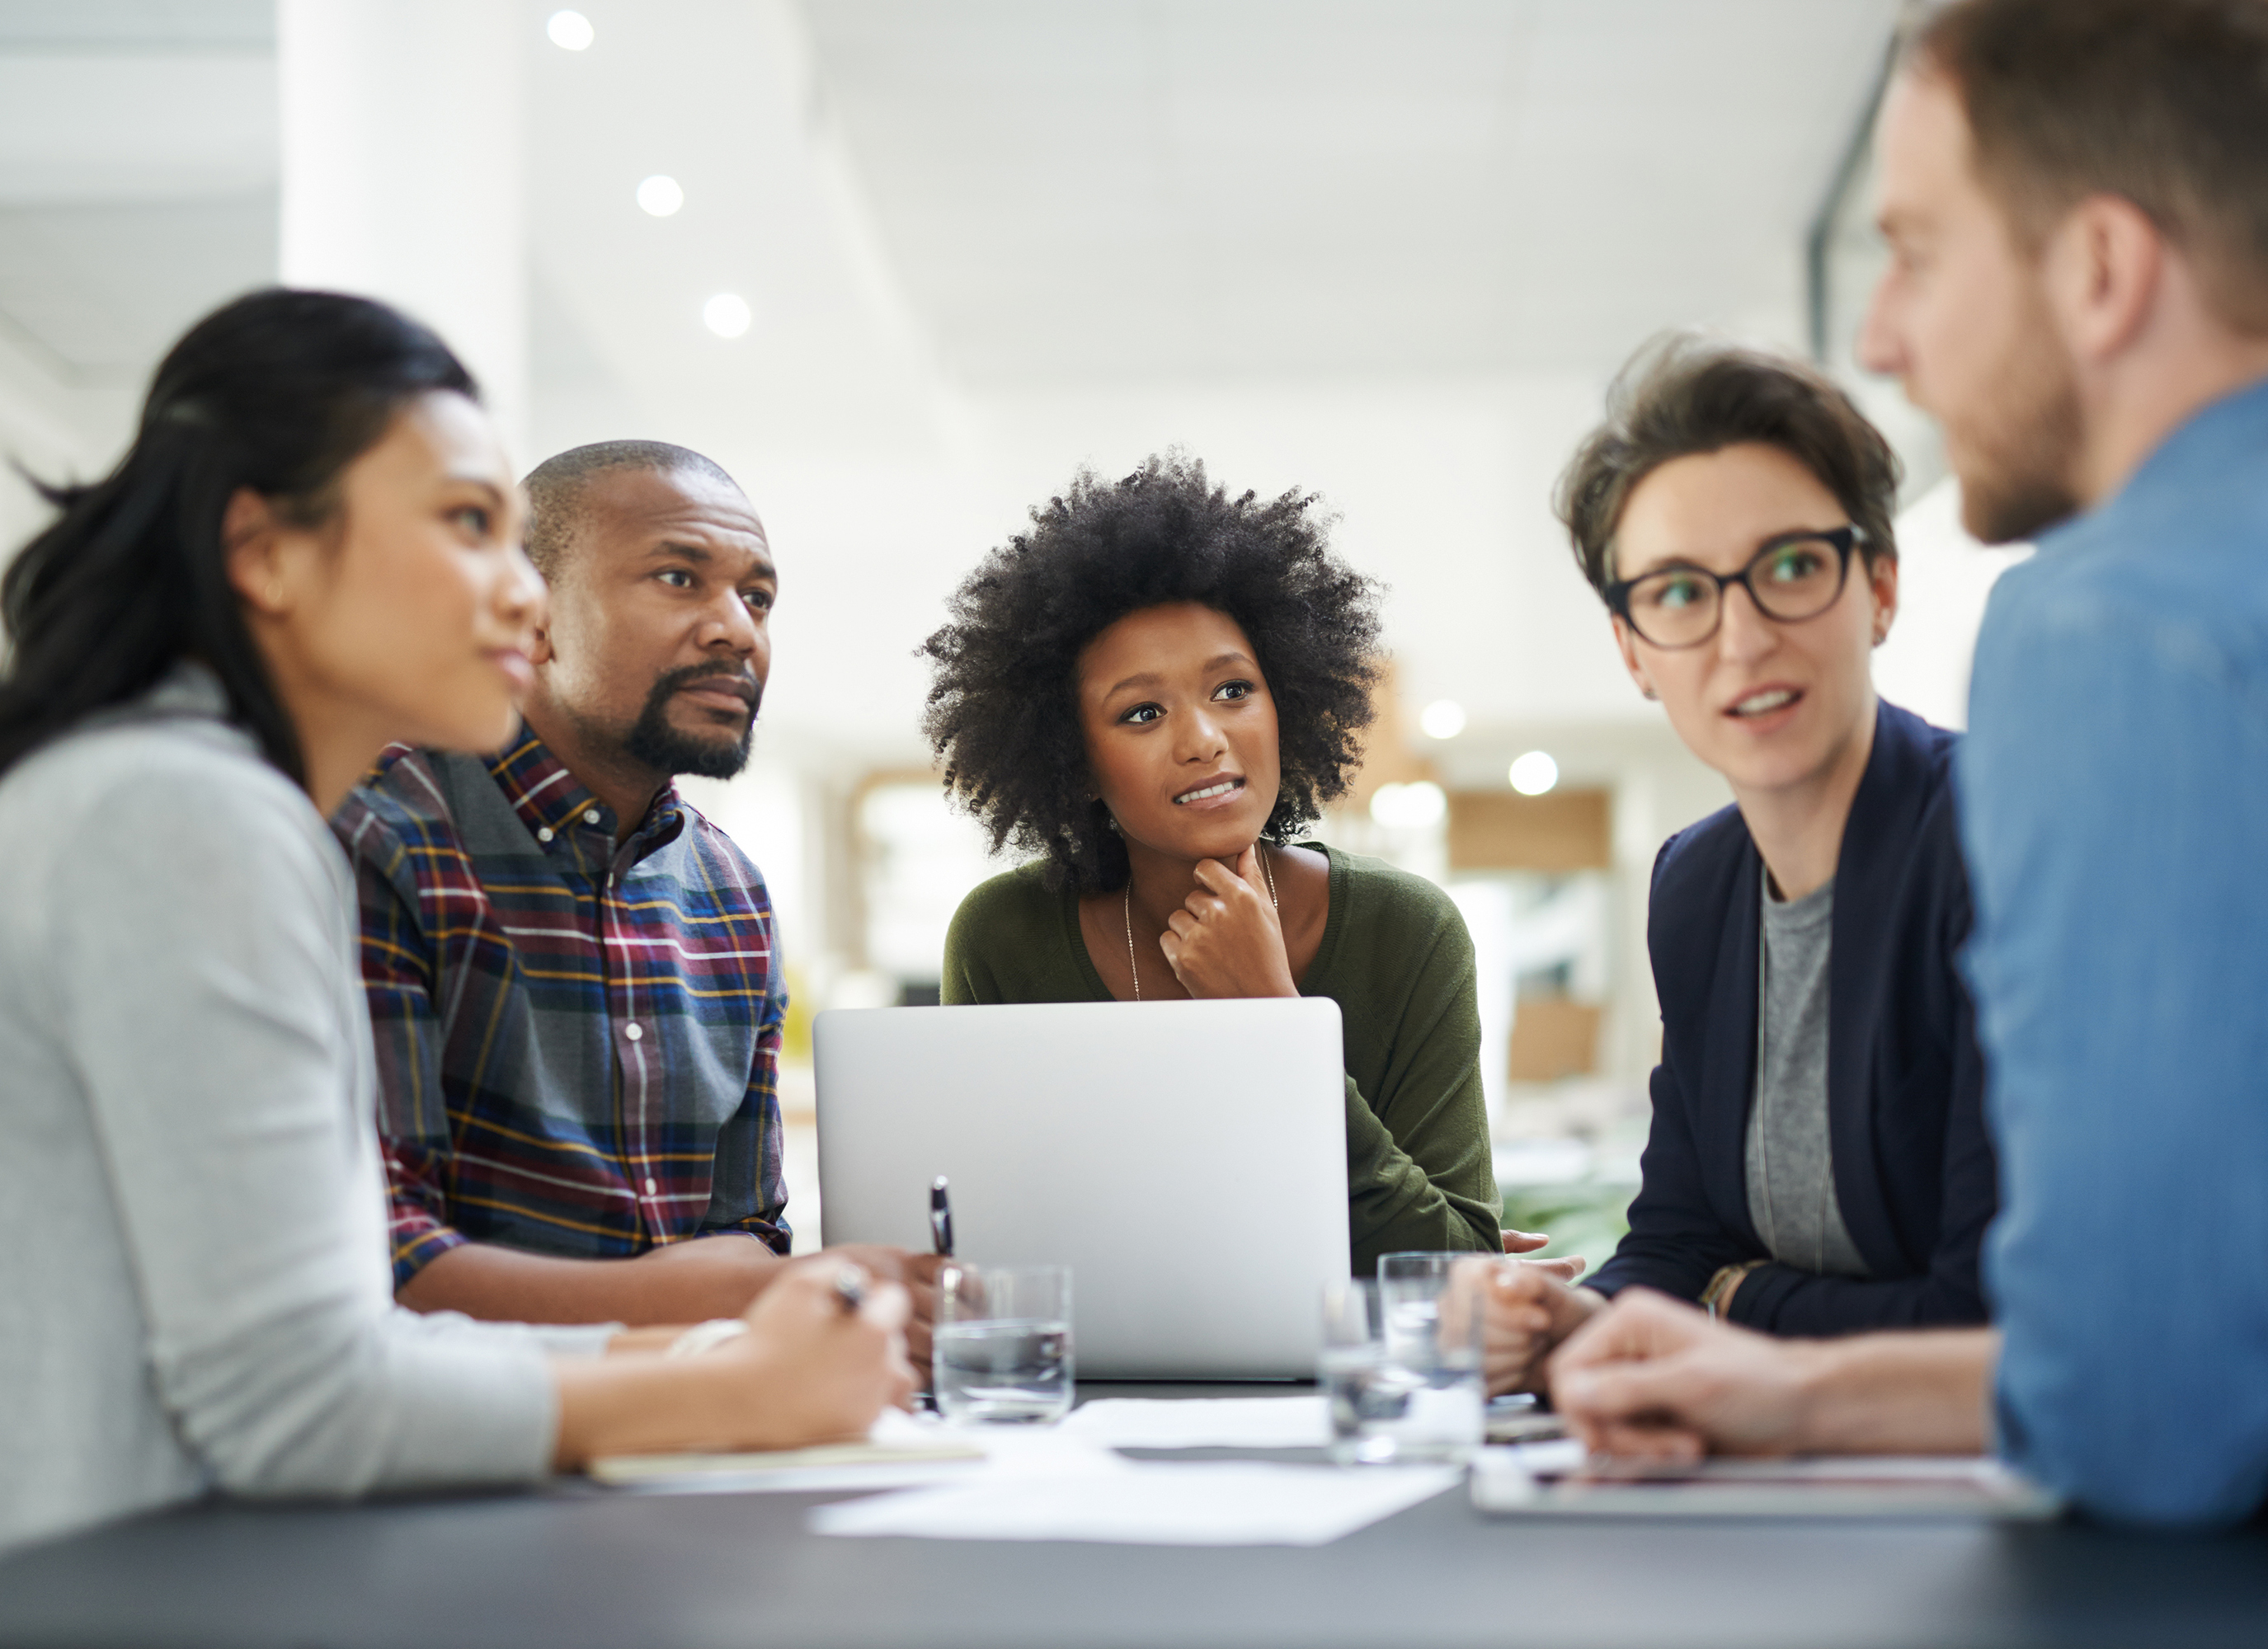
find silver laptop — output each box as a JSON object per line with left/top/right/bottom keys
{"left": 814, "top": 998, "right": 1348, "bottom": 1379}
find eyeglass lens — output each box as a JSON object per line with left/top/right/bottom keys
{"left": 1626, "top": 537, "right": 1847, "bottom": 648}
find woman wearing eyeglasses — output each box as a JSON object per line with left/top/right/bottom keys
{"left": 1473, "top": 337, "right": 1996, "bottom": 1394}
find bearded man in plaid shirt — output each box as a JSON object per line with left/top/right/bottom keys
{"left": 333, "top": 440, "right": 934, "bottom": 1337}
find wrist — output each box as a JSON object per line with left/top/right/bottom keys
{"left": 1699, "top": 1261, "right": 1764, "bottom": 1318}
{"left": 1555, "top": 1285, "right": 1608, "bottom": 1336}
{"left": 1781, "top": 1338, "right": 1847, "bottom": 1453}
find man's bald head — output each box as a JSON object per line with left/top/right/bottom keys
{"left": 523, "top": 439, "right": 746, "bottom": 583}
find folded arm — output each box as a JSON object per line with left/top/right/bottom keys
{"left": 1549, "top": 1290, "right": 1994, "bottom": 1460}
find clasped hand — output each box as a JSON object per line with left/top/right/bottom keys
{"left": 1156, "top": 845, "right": 1296, "bottom": 998}
{"left": 1445, "top": 1257, "right": 1602, "bottom": 1396}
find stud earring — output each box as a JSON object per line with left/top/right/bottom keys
{"left": 1640, "top": 685, "right": 1659, "bottom": 702}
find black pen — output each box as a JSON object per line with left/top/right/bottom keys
{"left": 929, "top": 1175, "right": 954, "bottom": 1258}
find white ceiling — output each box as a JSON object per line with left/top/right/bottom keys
{"left": 0, "top": 0, "right": 1921, "bottom": 758}
{"left": 0, "top": 4, "right": 274, "bottom": 397}
{"left": 799, "top": 0, "right": 1899, "bottom": 383}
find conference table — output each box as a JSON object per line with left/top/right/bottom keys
{"left": 4, "top": 1382, "right": 2266, "bottom": 1649}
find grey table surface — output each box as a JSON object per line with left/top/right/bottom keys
{"left": 2, "top": 1381, "right": 2266, "bottom": 1649}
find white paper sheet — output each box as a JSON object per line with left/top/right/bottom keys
{"left": 1056, "top": 1396, "right": 1329, "bottom": 1450}
{"left": 811, "top": 1461, "right": 1460, "bottom": 1547}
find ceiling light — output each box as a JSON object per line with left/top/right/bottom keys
{"left": 636, "top": 175, "right": 684, "bottom": 217}
{"left": 1419, "top": 699, "right": 1466, "bottom": 740}
{"left": 703, "top": 293, "right": 752, "bottom": 338}
{"left": 1370, "top": 781, "right": 1447, "bottom": 829}
{"left": 1508, "top": 751, "right": 1559, "bottom": 796}
{"left": 546, "top": 11, "right": 594, "bottom": 50}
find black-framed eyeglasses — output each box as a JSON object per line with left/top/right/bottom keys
{"left": 1605, "top": 525, "right": 1865, "bottom": 651}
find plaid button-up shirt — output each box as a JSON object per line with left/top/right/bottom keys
{"left": 332, "top": 726, "right": 789, "bottom": 1287}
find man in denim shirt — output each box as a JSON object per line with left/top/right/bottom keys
{"left": 1545, "top": 0, "right": 2268, "bottom": 1527}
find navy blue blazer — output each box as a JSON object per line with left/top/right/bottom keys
{"left": 1588, "top": 700, "right": 1997, "bottom": 1334}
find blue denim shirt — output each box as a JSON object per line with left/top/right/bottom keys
{"left": 1961, "top": 373, "right": 2268, "bottom": 1527}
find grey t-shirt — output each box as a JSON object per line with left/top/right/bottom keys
{"left": 1743, "top": 875, "right": 1870, "bottom": 1278}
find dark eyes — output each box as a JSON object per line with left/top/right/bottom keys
{"left": 656, "top": 568, "right": 771, "bottom": 613}
{"left": 451, "top": 505, "right": 494, "bottom": 538}
{"left": 1763, "top": 547, "right": 1827, "bottom": 584}
{"left": 1117, "top": 680, "right": 1256, "bottom": 726}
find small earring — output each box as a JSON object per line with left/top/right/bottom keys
{"left": 1640, "top": 685, "right": 1659, "bottom": 702}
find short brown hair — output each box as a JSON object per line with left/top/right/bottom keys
{"left": 1909, "top": 0, "right": 2268, "bottom": 335}
{"left": 1555, "top": 335, "right": 1901, "bottom": 602}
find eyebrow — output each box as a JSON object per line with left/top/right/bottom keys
{"left": 449, "top": 476, "right": 508, "bottom": 506}
{"left": 1617, "top": 527, "right": 1842, "bottom": 580}
{"left": 646, "top": 538, "right": 779, "bottom": 584}
{"left": 1103, "top": 651, "right": 1256, "bottom": 699}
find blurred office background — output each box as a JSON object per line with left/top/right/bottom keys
{"left": 0, "top": 0, "right": 2028, "bottom": 1265}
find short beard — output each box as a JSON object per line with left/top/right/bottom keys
{"left": 623, "top": 661, "right": 760, "bottom": 780}
{"left": 1951, "top": 283, "right": 2085, "bottom": 545}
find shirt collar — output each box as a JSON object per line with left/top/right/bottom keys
{"left": 486, "top": 723, "right": 685, "bottom": 852}
{"left": 2045, "top": 369, "right": 2268, "bottom": 553}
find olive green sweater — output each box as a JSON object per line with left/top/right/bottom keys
{"left": 939, "top": 844, "right": 1501, "bottom": 1274}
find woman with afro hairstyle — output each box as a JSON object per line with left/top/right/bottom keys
{"left": 924, "top": 453, "right": 1527, "bottom": 1273}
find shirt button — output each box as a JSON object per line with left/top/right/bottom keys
{"left": 536, "top": 826, "right": 553, "bottom": 843}
{"left": 583, "top": 808, "right": 601, "bottom": 825}
{"left": 643, "top": 1177, "right": 658, "bottom": 1196}
{"left": 624, "top": 1022, "right": 643, "bottom": 1041}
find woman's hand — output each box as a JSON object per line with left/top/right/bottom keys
{"left": 717, "top": 1261, "right": 921, "bottom": 1441}
{"left": 1157, "top": 845, "right": 1298, "bottom": 998}
{"left": 552, "top": 1262, "right": 919, "bottom": 1468}
{"left": 1459, "top": 1259, "right": 1607, "bottom": 1397}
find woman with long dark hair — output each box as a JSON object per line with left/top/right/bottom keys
{"left": 0, "top": 289, "right": 912, "bottom": 1553}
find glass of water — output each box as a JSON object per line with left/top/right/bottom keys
{"left": 1339, "top": 1252, "right": 1485, "bottom": 1465}
{"left": 1321, "top": 1277, "right": 1400, "bottom": 1464}
{"left": 932, "top": 1263, "right": 1073, "bottom": 1424}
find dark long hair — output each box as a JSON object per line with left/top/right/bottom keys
{"left": 0, "top": 288, "right": 478, "bottom": 784}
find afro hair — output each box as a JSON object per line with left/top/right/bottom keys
{"left": 920, "top": 452, "right": 1383, "bottom": 892}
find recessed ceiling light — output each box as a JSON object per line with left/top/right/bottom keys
{"left": 1508, "top": 750, "right": 1559, "bottom": 796}
{"left": 703, "top": 293, "right": 752, "bottom": 338}
{"left": 546, "top": 11, "right": 594, "bottom": 50}
{"left": 636, "top": 175, "right": 684, "bottom": 217}
{"left": 1370, "top": 781, "right": 1447, "bottom": 829}
{"left": 1419, "top": 699, "right": 1466, "bottom": 740}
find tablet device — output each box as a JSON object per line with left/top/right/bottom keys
{"left": 1470, "top": 1448, "right": 2063, "bottom": 1520}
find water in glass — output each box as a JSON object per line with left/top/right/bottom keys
{"left": 934, "top": 1318, "right": 1071, "bottom": 1423}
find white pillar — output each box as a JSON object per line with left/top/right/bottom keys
{"left": 277, "top": 0, "right": 529, "bottom": 459}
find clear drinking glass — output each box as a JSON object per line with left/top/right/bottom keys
{"left": 1320, "top": 1277, "right": 1396, "bottom": 1464}
{"left": 1361, "top": 1251, "right": 1486, "bottom": 1464}
{"left": 932, "top": 1263, "right": 1073, "bottom": 1424}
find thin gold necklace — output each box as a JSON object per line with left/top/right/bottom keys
{"left": 1124, "top": 847, "right": 1278, "bottom": 1001}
